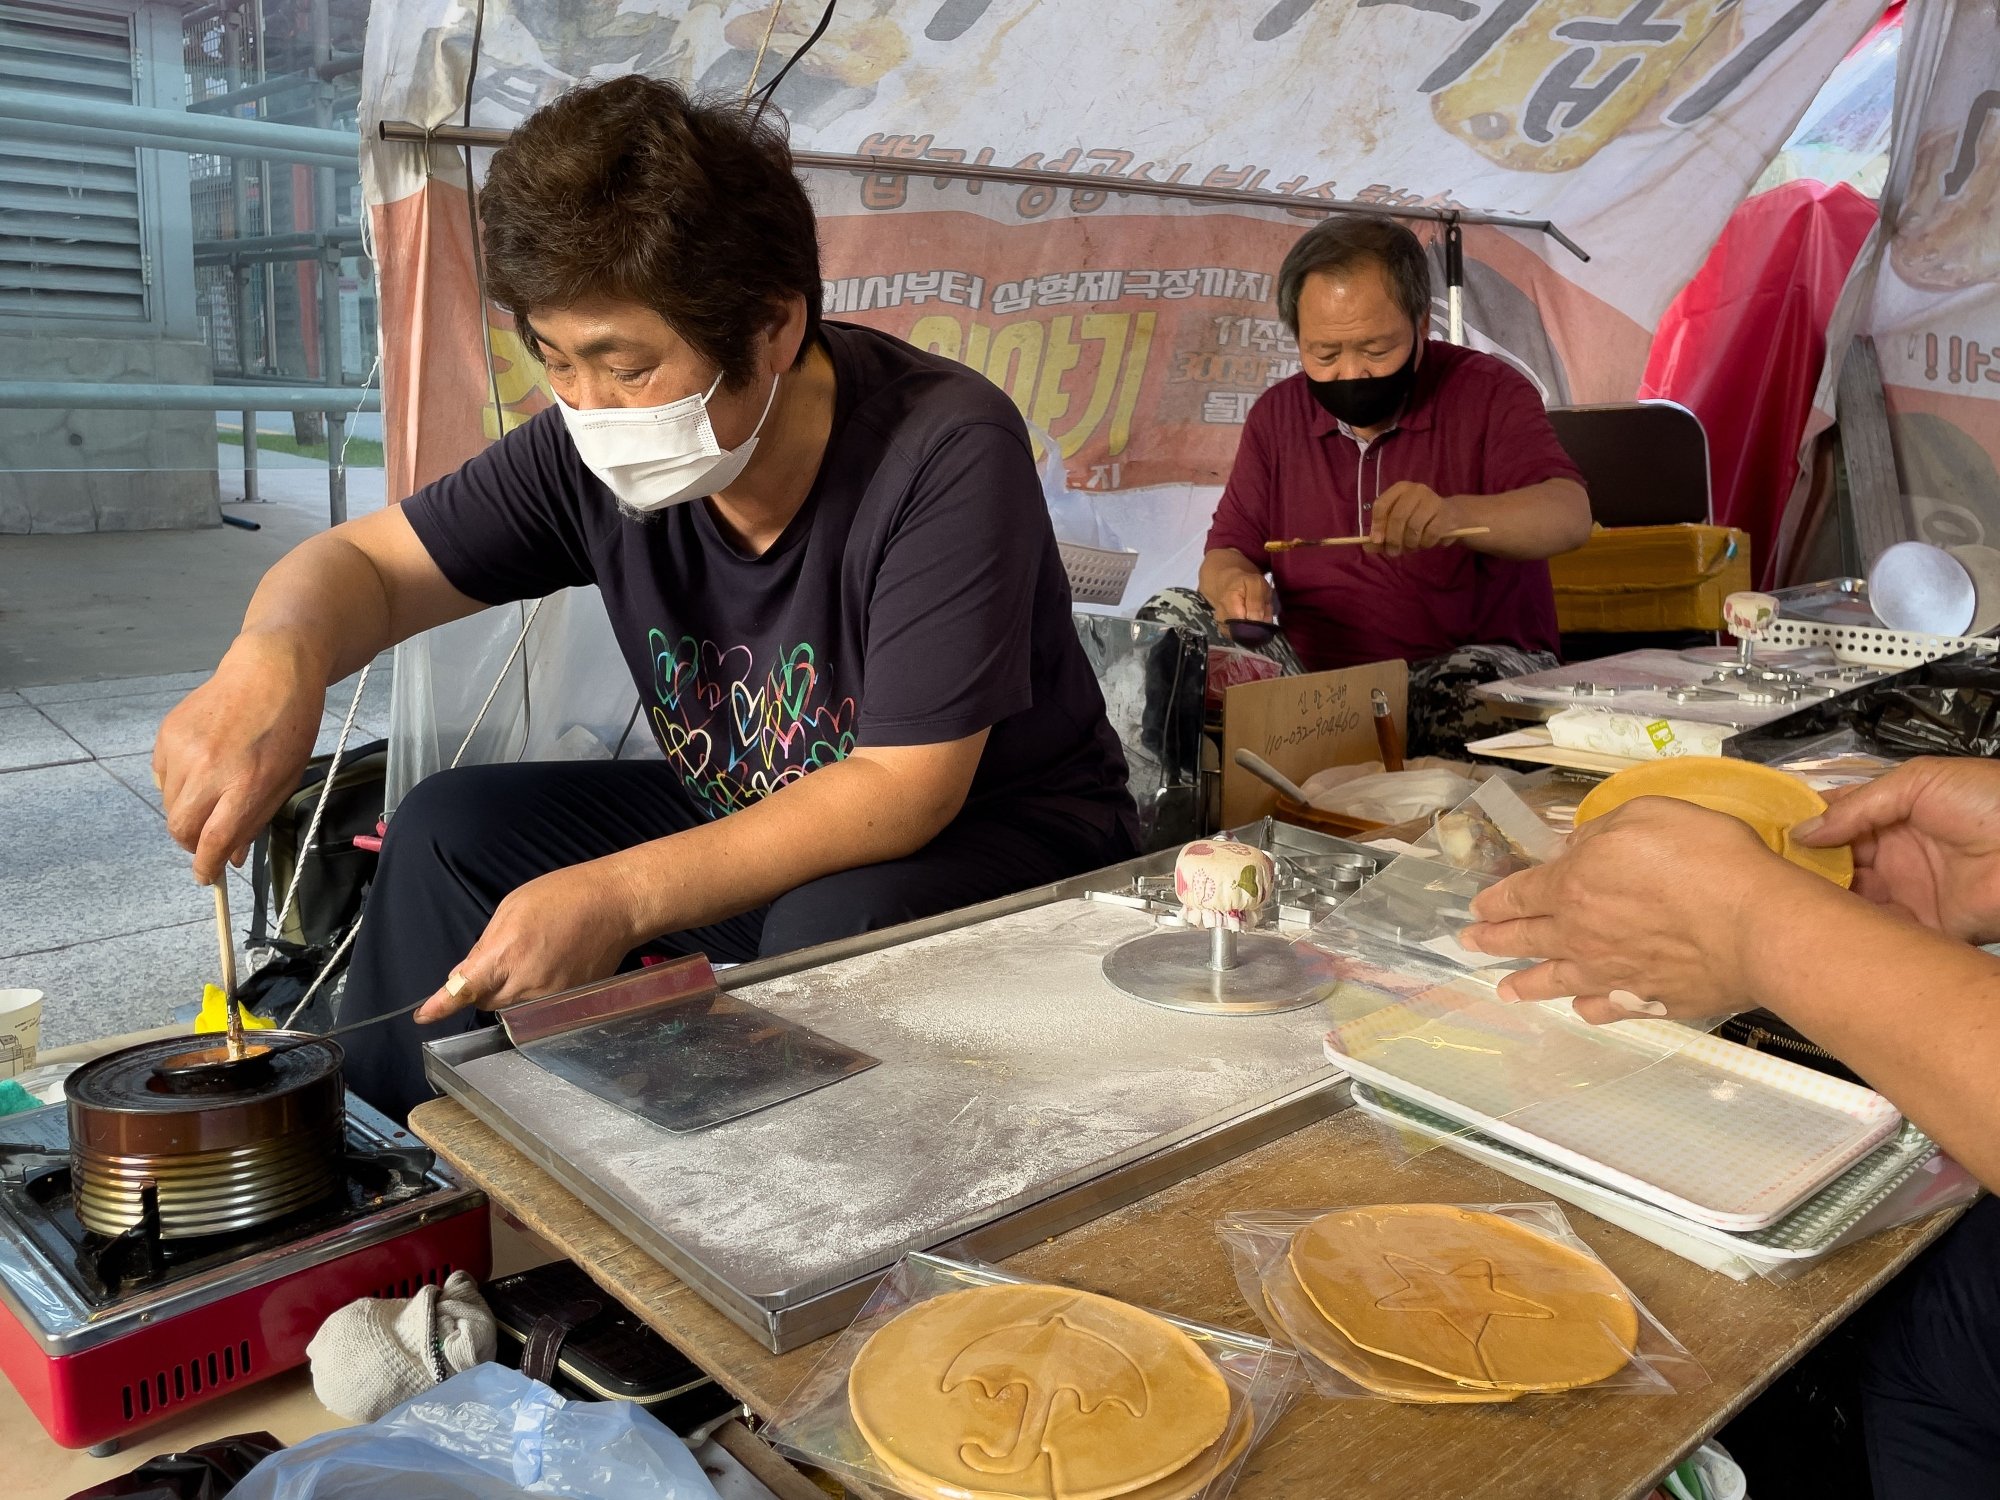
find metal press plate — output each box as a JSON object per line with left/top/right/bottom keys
{"left": 516, "top": 988, "right": 877, "bottom": 1134}
{"left": 1102, "top": 929, "right": 1331, "bottom": 1014}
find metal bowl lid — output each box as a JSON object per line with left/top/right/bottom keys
{"left": 68, "top": 1032, "right": 343, "bottom": 1114}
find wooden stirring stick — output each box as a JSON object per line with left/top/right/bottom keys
{"left": 211, "top": 880, "right": 244, "bottom": 1060}
{"left": 1267, "top": 526, "right": 1490, "bottom": 552}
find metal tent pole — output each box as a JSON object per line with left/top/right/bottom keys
{"left": 311, "top": 0, "right": 345, "bottom": 526}
{"left": 373, "top": 120, "right": 1590, "bottom": 263}
{"left": 224, "top": 1, "right": 258, "bottom": 504}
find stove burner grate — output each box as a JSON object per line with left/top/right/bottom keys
{"left": 2, "top": 1137, "right": 441, "bottom": 1307}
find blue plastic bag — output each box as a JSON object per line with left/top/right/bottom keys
{"left": 228, "top": 1365, "right": 722, "bottom": 1499}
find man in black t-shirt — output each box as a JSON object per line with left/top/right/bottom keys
{"left": 153, "top": 76, "right": 1138, "bottom": 1117}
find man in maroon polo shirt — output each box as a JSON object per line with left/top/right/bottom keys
{"left": 1195, "top": 215, "right": 1591, "bottom": 755}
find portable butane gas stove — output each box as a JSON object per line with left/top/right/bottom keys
{"left": 0, "top": 1086, "right": 489, "bottom": 1452}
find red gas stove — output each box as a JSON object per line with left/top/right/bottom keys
{"left": 0, "top": 1090, "right": 489, "bottom": 1453}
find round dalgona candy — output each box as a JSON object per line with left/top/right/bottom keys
{"left": 1574, "top": 756, "right": 1852, "bottom": 888}
{"left": 870, "top": 1392, "right": 1255, "bottom": 1500}
{"left": 1259, "top": 1255, "right": 1521, "bottom": 1404}
{"left": 847, "top": 1283, "right": 1232, "bottom": 1500}
{"left": 1287, "top": 1205, "right": 1640, "bottom": 1393}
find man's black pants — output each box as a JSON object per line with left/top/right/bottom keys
{"left": 336, "top": 760, "right": 1135, "bottom": 1117}
{"left": 1863, "top": 1192, "right": 2000, "bottom": 1498}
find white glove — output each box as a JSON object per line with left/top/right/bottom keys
{"left": 306, "top": 1268, "right": 498, "bottom": 1422}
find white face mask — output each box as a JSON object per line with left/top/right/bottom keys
{"left": 553, "top": 368, "right": 780, "bottom": 514}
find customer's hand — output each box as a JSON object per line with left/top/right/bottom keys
{"left": 154, "top": 635, "right": 328, "bottom": 885}
{"left": 1368, "top": 482, "right": 1467, "bottom": 557}
{"left": 414, "top": 857, "right": 649, "bottom": 1023}
{"left": 1460, "top": 796, "right": 1825, "bottom": 1023}
{"left": 1208, "top": 570, "right": 1276, "bottom": 629}
{"left": 1796, "top": 758, "right": 2000, "bottom": 943}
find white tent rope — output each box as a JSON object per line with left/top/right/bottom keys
{"left": 451, "top": 597, "right": 543, "bottom": 769}
{"left": 271, "top": 664, "right": 371, "bottom": 942}
{"left": 278, "top": 597, "right": 544, "bottom": 1033}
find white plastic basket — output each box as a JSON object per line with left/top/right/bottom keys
{"left": 1058, "top": 540, "right": 1140, "bottom": 607}
{"left": 1749, "top": 616, "right": 1997, "bottom": 669}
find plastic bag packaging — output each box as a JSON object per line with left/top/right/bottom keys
{"left": 1419, "top": 775, "right": 1568, "bottom": 875}
{"left": 1752, "top": 728, "right": 1906, "bottom": 790}
{"left": 70, "top": 1432, "right": 284, "bottom": 1500}
{"left": 226, "top": 1365, "right": 721, "bottom": 1500}
{"left": 1303, "top": 764, "right": 1481, "bottom": 825}
{"left": 1865, "top": 682, "right": 2000, "bottom": 757}
{"left": 766, "top": 1252, "right": 1298, "bottom": 1500}
{"left": 1217, "top": 1203, "right": 1707, "bottom": 1401}
{"left": 1304, "top": 848, "right": 1538, "bottom": 988}
{"left": 1028, "top": 422, "right": 1121, "bottom": 553}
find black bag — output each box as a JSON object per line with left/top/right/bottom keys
{"left": 1714, "top": 1009, "right": 1863, "bottom": 1085}
{"left": 237, "top": 740, "right": 387, "bottom": 1029}
{"left": 485, "top": 1260, "right": 737, "bottom": 1436}
{"left": 66, "top": 1432, "right": 283, "bottom": 1499}
{"left": 259, "top": 739, "right": 388, "bottom": 949}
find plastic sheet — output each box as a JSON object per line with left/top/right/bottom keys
{"left": 226, "top": 1365, "right": 721, "bottom": 1500}
{"left": 1072, "top": 614, "right": 1205, "bottom": 852}
{"left": 766, "top": 1252, "right": 1297, "bottom": 1500}
{"left": 1217, "top": 1203, "right": 1706, "bottom": 1400}
{"left": 1420, "top": 775, "right": 1568, "bottom": 875}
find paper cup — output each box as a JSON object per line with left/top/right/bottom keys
{"left": 0, "top": 990, "right": 41, "bottom": 1080}
{"left": 1949, "top": 544, "right": 2000, "bottom": 636}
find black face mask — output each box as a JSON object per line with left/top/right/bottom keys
{"left": 1305, "top": 339, "right": 1420, "bottom": 429}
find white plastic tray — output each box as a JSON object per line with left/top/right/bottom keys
{"left": 1058, "top": 541, "right": 1140, "bottom": 607}
{"left": 1749, "top": 616, "right": 1996, "bottom": 670}
{"left": 1350, "top": 1083, "right": 1937, "bottom": 1279}
{"left": 1323, "top": 994, "right": 1902, "bottom": 1231}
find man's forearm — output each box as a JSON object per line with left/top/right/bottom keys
{"left": 1199, "top": 548, "right": 1264, "bottom": 601}
{"left": 601, "top": 754, "right": 964, "bottom": 941}
{"left": 238, "top": 532, "right": 398, "bottom": 686}
{"left": 1455, "top": 480, "right": 1592, "bottom": 561}
{"left": 1749, "top": 878, "right": 2000, "bottom": 1190}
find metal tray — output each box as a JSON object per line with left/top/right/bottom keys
{"left": 425, "top": 824, "right": 1368, "bottom": 1352}
{"left": 1768, "top": 576, "right": 1878, "bottom": 627}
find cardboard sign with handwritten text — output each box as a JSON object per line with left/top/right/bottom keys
{"left": 1220, "top": 662, "right": 1408, "bottom": 828}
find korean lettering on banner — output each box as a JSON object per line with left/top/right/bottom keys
{"left": 822, "top": 253, "right": 1306, "bottom": 486}
{"left": 856, "top": 133, "right": 1381, "bottom": 220}
{"left": 1363, "top": 0, "right": 1830, "bottom": 173}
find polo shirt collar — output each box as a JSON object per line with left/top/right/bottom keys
{"left": 1305, "top": 338, "right": 1444, "bottom": 441}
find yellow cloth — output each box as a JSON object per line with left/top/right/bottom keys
{"left": 194, "top": 983, "right": 275, "bottom": 1034}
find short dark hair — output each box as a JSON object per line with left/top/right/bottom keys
{"left": 480, "top": 75, "right": 822, "bottom": 388}
{"left": 1276, "top": 215, "right": 1431, "bottom": 336}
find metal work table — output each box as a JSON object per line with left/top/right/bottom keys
{"left": 411, "top": 1095, "right": 1960, "bottom": 1500}
{"left": 422, "top": 825, "right": 1367, "bottom": 1351}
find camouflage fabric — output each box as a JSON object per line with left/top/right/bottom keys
{"left": 1135, "top": 586, "right": 1307, "bottom": 676}
{"left": 1407, "top": 644, "right": 1558, "bottom": 760}
{"left": 1133, "top": 588, "right": 1553, "bottom": 760}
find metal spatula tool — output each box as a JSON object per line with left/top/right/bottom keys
{"left": 496, "top": 956, "right": 878, "bottom": 1133}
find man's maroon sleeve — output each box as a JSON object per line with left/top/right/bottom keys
{"left": 1480, "top": 366, "right": 1586, "bottom": 496}
{"left": 1205, "top": 396, "right": 1279, "bottom": 569}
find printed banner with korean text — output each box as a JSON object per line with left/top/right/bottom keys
{"left": 1863, "top": 1, "right": 2000, "bottom": 554}
{"left": 361, "top": 0, "right": 1876, "bottom": 536}
{"left": 1771, "top": 0, "right": 2000, "bottom": 581}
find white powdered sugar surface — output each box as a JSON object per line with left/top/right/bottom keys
{"left": 457, "top": 899, "right": 1335, "bottom": 1300}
